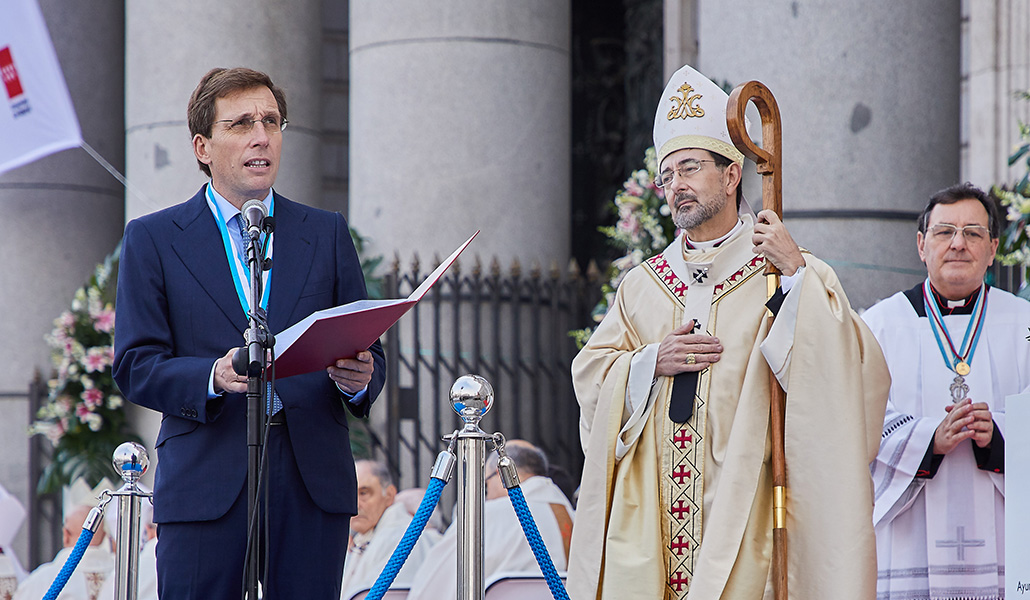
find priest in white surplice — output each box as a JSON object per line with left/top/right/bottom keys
{"left": 341, "top": 461, "right": 437, "bottom": 599}
{"left": 862, "top": 183, "right": 1030, "bottom": 600}
{"left": 406, "top": 440, "right": 575, "bottom": 600}
{"left": 567, "top": 64, "right": 890, "bottom": 600}
{"left": 13, "top": 505, "right": 113, "bottom": 600}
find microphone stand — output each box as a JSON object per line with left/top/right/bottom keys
{"left": 242, "top": 219, "right": 274, "bottom": 600}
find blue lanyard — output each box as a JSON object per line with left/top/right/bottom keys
{"left": 921, "top": 279, "right": 987, "bottom": 374}
{"left": 204, "top": 185, "right": 274, "bottom": 317}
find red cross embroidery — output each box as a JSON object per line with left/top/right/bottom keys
{"left": 653, "top": 260, "right": 669, "bottom": 274}
{"left": 668, "top": 570, "right": 690, "bottom": 592}
{"left": 673, "top": 282, "right": 687, "bottom": 296}
{"left": 670, "top": 536, "right": 691, "bottom": 556}
{"left": 671, "top": 500, "right": 690, "bottom": 520}
{"left": 672, "top": 465, "right": 692, "bottom": 485}
{"left": 673, "top": 430, "right": 693, "bottom": 449}
{"left": 663, "top": 271, "right": 678, "bottom": 285}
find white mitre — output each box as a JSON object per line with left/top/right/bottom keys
{"left": 653, "top": 63, "right": 746, "bottom": 167}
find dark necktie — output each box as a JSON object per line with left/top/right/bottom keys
{"left": 234, "top": 214, "right": 282, "bottom": 415}
{"left": 669, "top": 373, "right": 697, "bottom": 423}
{"left": 669, "top": 320, "right": 699, "bottom": 423}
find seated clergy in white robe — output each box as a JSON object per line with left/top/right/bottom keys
{"left": 863, "top": 183, "right": 1030, "bottom": 600}
{"left": 14, "top": 505, "right": 113, "bottom": 600}
{"left": 406, "top": 440, "right": 575, "bottom": 600}
{"left": 0, "top": 552, "right": 24, "bottom": 600}
{"left": 342, "top": 461, "right": 437, "bottom": 599}
{"left": 395, "top": 487, "right": 445, "bottom": 536}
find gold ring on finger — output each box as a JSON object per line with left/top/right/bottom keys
{"left": 686, "top": 353, "right": 696, "bottom": 365}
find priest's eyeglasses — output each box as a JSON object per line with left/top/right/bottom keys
{"left": 926, "top": 223, "right": 991, "bottom": 243}
{"left": 654, "top": 159, "right": 717, "bottom": 188}
{"left": 215, "top": 115, "right": 288, "bottom": 134}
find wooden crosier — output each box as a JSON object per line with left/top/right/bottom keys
{"left": 726, "top": 80, "right": 787, "bottom": 600}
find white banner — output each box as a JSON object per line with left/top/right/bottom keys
{"left": 0, "top": 0, "right": 81, "bottom": 175}
{"left": 1007, "top": 392, "right": 1030, "bottom": 596}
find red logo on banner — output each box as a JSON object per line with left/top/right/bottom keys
{"left": 1, "top": 47, "right": 25, "bottom": 100}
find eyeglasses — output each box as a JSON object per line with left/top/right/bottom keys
{"left": 926, "top": 223, "right": 992, "bottom": 244}
{"left": 215, "top": 115, "right": 288, "bottom": 134}
{"left": 654, "top": 159, "right": 717, "bottom": 188}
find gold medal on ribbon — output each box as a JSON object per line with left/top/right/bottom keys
{"left": 955, "top": 361, "right": 970, "bottom": 376}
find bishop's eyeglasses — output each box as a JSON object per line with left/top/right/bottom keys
{"left": 654, "top": 159, "right": 717, "bottom": 188}
{"left": 215, "top": 115, "right": 288, "bottom": 134}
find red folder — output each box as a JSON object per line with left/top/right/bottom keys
{"left": 273, "top": 231, "right": 478, "bottom": 378}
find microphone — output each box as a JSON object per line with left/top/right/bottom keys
{"left": 240, "top": 199, "right": 268, "bottom": 239}
{"left": 232, "top": 347, "right": 249, "bottom": 376}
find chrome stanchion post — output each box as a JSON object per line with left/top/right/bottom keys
{"left": 110, "top": 442, "right": 152, "bottom": 600}
{"left": 449, "top": 375, "right": 494, "bottom": 600}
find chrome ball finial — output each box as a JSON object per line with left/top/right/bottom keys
{"left": 112, "top": 441, "right": 149, "bottom": 485}
{"left": 449, "top": 374, "right": 494, "bottom": 426}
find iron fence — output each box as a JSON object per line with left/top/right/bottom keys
{"left": 25, "top": 372, "right": 61, "bottom": 569}
{"left": 351, "top": 253, "right": 603, "bottom": 495}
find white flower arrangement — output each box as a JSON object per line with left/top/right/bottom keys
{"left": 29, "top": 246, "right": 139, "bottom": 493}
{"left": 571, "top": 147, "right": 678, "bottom": 348}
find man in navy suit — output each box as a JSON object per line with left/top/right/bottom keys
{"left": 113, "top": 67, "right": 385, "bottom": 599}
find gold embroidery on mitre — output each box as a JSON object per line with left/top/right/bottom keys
{"left": 667, "top": 83, "right": 705, "bottom": 120}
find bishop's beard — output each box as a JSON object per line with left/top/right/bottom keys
{"left": 672, "top": 190, "right": 728, "bottom": 231}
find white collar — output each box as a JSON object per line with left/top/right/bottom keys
{"left": 685, "top": 218, "right": 744, "bottom": 249}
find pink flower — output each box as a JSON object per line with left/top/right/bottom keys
{"left": 81, "top": 388, "right": 104, "bottom": 410}
{"left": 59, "top": 311, "right": 75, "bottom": 329}
{"left": 93, "top": 308, "right": 115, "bottom": 333}
{"left": 84, "top": 348, "right": 109, "bottom": 373}
{"left": 624, "top": 179, "right": 645, "bottom": 197}
{"left": 617, "top": 213, "right": 640, "bottom": 236}
{"left": 76, "top": 402, "right": 92, "bottom": 419}
{"left": 46, "top": 422, "right": 65, "bottom": 445}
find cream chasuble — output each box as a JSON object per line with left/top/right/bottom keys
{"left": 568, "top": 217, "right": 889, "bottom": 600}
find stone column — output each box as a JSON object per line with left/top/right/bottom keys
{"left": 125, "top": 0, "right": 324, "bottom": 221}
{"left": 664, "top": 0, "right": 698, "bottom": 81}
{"left": 0, "top": 0, "right": 125, "bottom": 567}
{"left": 691, "top": 0, "right": 962, "bottom": 309}
{"left": 349, "top": 0, "right": 572, "bottom": 268}
{"left": 125, "top": 0, "right": 324, "bottom": 464}
{"left": 962, "top": 0, "right": 1030, "bottom": 188}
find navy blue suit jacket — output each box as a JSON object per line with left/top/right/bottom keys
{"left": 113, "top": 186, "right": 385, "bottom": 523}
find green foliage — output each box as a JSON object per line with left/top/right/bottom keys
{"left": 351, "top": 227, "right": 385, "bottom": 300}
{"left": 570, "top": 147, "right": 677, "bottom": 348}
{"left": 992, "top": 92, "right": 1030, "bottom": 300}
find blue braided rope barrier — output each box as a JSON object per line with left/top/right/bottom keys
{"left": 41, "top": 528, "right": 94, "bottom": 600}
{"left": 507, "top": 486, "right": 570, "bottom": 600}
{"left": 365, "top": 476, "right": 447, "bottom": 600}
